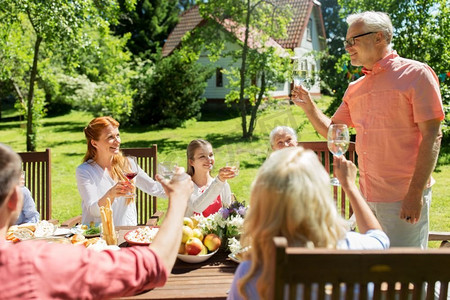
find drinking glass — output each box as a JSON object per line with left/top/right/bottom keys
{"left": 226, "top": 161, "right": 240, "bottom": 177}
{"left": 123, "top": 156, "right": 139, "bottom": 198}
{"left": 327, "top": 124, "right": 350, "bottom": 186}
{"left": 158, "top": 161, "right": 177, "bottom": 180}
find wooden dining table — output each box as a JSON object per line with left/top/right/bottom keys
{"left": 116, "top": 226, "right": 238, "bottom": 300}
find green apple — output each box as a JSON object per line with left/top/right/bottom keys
{"left": 192, "top": 228, "right": 204, "bottom": 241}
{"left": 183, "top": 217, "right": 194, "bottom": 229}
{"left": 181, "top": 225, "right": 194, "bottom": 243}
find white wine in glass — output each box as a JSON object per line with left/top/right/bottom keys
{"left": 327, "top": 124, "right": 350, "bottom": 186}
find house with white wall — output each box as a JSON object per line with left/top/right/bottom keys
{"left": 162, "top": 0, "right": 326, "bottom": 101}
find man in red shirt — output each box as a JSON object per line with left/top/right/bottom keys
{"left": 0, "top": 143, "right": 193, "bottom": 299}
{"left": 292, "top": 11, "right": 444, "bottom": 248}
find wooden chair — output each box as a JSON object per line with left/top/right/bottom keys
{"left": 17, "top": 148, "right": 54, "bottom": 222}
{"left": 273, "top": 236, "right": 450, "bottom": 300}
{"left": 298, "top": 141, "right": 357, "bottom": 219}
{"left": 62, "top": 145, "right": 163, "bottom": 227}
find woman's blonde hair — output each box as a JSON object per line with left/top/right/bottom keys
{"left": 186, "top": 139, "right": 212, "bottom": 176}
{"left": 238, "top": 147, "right": 347, "bottom": 299}
{"left": 82, "top": 116, "right": 130, "bottom": 182}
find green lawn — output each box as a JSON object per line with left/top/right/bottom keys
{"left": 1, "top": 98, "right": 449, "bottom": 247}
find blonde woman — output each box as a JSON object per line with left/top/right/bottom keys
{"left": 227, "top": 147, "right": 389, "bottom": 300}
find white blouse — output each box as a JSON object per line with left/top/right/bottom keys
{"left": 184, "top": 176, "right": 232, "bottom": 217}
{"left": 76, "top": 158, "right": 166, "bottom": 226}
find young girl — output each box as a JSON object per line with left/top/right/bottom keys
{"left": 185, "top": 139, "right": 237, "bottom": 217}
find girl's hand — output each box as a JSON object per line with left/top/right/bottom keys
{"left": 218, "top": 166, "right": 237, "bottom": 182}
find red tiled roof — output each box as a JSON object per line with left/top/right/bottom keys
{"left": 162, "top": 0, "right": 325, "bottom": 57}
{"left": 162, "top": 6, "right": 203, "bottom": 57}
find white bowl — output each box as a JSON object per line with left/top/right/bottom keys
{"left": 177, "top": 249, "right": 218, "bottom": 263}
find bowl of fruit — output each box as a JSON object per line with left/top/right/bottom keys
{"left": 176, "top": 217, "right": 222, "bottom": 263}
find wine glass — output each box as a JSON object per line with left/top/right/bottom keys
{"left": 158, "top": 161, "right": 177, "bottom": 180}
{"left": 327, "top": 124, "right": 350, "bottom": 186}
{"left": 226, "top": 161, "right": 240, "bottom": 177}
{"left": 123, "top": 156, "right": 139, "bottom": 197}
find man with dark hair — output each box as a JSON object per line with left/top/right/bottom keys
{"left": 0, "top": 143, "right": 193, "bottom": 299}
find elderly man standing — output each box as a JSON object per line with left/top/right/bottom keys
{"left": 292, "top": 11, "right": 444, "bottom": 248}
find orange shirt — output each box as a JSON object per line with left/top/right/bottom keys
{"left": 333, "top": 51, "right": 444, "bottom": 202}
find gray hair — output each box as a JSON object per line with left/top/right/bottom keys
{"left": 347, "top": 11, "right": 393, "bottom": 47}
{"left": 0, "top": 143, "right": 22, "bottom": 206}
{"left": 269, "top": 126, "right": 298, "bottom": 146}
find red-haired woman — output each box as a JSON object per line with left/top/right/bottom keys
{"left": 76, "top": 116, "right": 166, "bottom": 226}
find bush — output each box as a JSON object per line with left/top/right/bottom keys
{"left": 132, "top": 51, "right": 213, "bottom": 128}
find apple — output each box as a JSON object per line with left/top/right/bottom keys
{"left": 192, "top": 228, "right": 204, "bottom": 241}
{"left": 181, "top": 225, "right": 194, "bottom": 243}
{"left": 185, "top": 237, "right": 203, "bottom": 255}
{"left": 183, "top": 217, "right": 194, "bottom": 229}
{"left": 203, "top": 233, "right": 221, "bottom": 252}
{"left": 191, "top": 217, "right": 199, "bottom": 228}
{"left": 178, "top": 242, "right": 186, "bottom": 254}
{"left": 198, "top": 244, "right": 208, "bottom": 255}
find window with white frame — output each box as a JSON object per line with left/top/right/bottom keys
{"left": 307, "top": 19, "right": 312, "bottom": 41}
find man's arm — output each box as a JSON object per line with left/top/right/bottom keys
{"left": 400, "top": 118, "right": 442, "bottom": 224}
{"left": 334, "top": 156, "right": 383, "bottom": 233}
{"left": 291, "top": 85, "right": 332, "bottom": 138}
{"left": 149, "top": 170, "right": 193, "bottom": 271}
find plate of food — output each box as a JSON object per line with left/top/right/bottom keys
{"left": 70, "top": 224, "right": 101, "bottom": 238}
{"left": 177, "top": 249, "right": 218, "bottom": 263}
{"left": 124, "top": 226, "right": 159, "bottom": 246}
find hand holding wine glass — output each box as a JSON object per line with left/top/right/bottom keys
{"left": 327, "top": 124, "right": 350, "bottom": 186}
{"left": 123, "top": 156, "right": 139, "bottom": 198}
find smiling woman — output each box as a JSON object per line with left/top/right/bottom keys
{"left": 76, "top": 116, "right": 166, "bottom": 226}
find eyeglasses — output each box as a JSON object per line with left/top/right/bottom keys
{"left": 344, "top": 32, "right": 376, "bottom": 47}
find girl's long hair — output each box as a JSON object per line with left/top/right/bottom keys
{"left": 238, "top": 147, "right": 347, "bottom": 299}
{"left": 186, "top": 139, "right": 212, "bottom": 176}
{"left": 82, "top": 116, "right": 130, "bottom": 182}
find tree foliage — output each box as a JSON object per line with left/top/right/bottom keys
{"left": 198, "top": 0, "right": 293, "bottom": 139}
{"left": 132, "top": 50, "right": 212, "bottom": 128}
{"left": 112, "top": 0, "right": 180, "bottom": 57}
{"left": 0, "top": 0, "right": 137, "bottom": 150}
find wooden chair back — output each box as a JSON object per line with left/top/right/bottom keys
{"left": 274, "top": 236, "right": 450, "bottom": 300}
{"left": 17, "top": 148, "right": 52, "bottom": 220}
{"left": 122, "top": 146, "right": 161, "bottom": 225}
{"left": 298, "top": 141, "right": 356, "bottom": 219}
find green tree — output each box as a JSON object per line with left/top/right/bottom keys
{"left": 113, "top": 0, "right": 180, "bottom": 57}
{"left": 0, "top": 0, "right": 137, "bottom": 150}
{"left": 132, "top": 50, "right": 212, "bottom": 127}
{"left": 199, "top": 0, "right": 293, "bottom": 139}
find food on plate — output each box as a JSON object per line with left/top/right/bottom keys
{"left": 203, "top": 233, "right": 221, "bottom": 252}
{"left": 84, "top": 237, "right": 101, "bottom": 247}
{"left": 100, "top": 198, "right": 117, "bottom": 245}
{"left": 84, "top": 226, "right": 101, "bottom": 236}
{"left": 17, "top": 223, "right": 36, "bottom": 232}
{"left": 71, "top": 234, "right": 86, "bottom": 244}
{"left": 34, "top": 221, "right": 56, "bottom": 237}
{"left": 125, "top": 226, "right": 159, "bottom": 245}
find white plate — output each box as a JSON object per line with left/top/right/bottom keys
{"left": 228, "top": 253, "right": 241, "bottom": 263}
{"left": 177, "top": 249, "right": 218, "bottom": 263}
